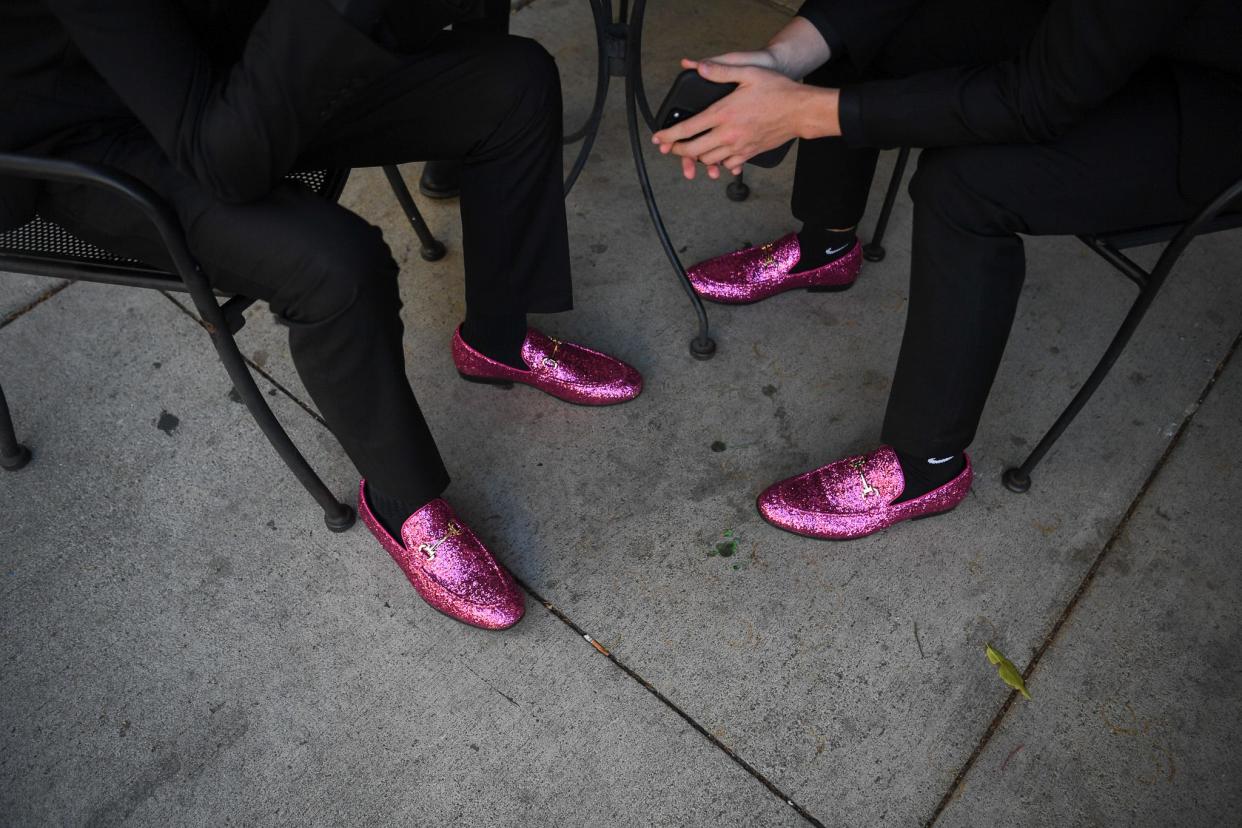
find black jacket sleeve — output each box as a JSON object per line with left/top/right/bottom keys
{"left": 836, "top": 0, "right": 1205, "bottom": 149}
{"left": 797, "top": 0, "right": 921, "bottom": 68}
{"left": 43, "top": 0, "right": 403, "bottom": 202}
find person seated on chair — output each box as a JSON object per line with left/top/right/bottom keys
{"left": 0, "top": 0, "right": 645, "bottom": 629}
{"left": 652, "top": 0, "right": 1242, "bottom": 540}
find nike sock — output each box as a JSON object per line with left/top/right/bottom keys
{"left": 792, "top": 224, "right": 856, "bottom": 273}
{"left": 460, "top": 310, "right": 528, "bottom": 370}
{"left": 894, "top": 450, "right": 966, "bottom": 503}
{"left": 366, "top": 482, "right": 428, "bottom": 543}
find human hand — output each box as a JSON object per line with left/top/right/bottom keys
{"left": 652, "top": 58, "right": 838, "bottom": 180}
{"left": 697, "top": 49, "right": 781, "bottom": 73}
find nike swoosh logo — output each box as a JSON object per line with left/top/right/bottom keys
{"left": 928, "top": 456, "right": 956, "bottom": 465}
{"left": 824, "top": 243, "right": 850, "bottom": 257}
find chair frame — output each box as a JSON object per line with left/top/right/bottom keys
{"left": 0, "top": 154, "right": 446, "bottom": 530}
{"left": 863, "top": 149, "right": 1242, "bottom": 492}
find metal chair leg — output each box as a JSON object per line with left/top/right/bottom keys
{"left": 0, "top": 382, "right": 32, "bottom": 471}
{"left": 1003, "top": 280, "right": 1162, "bottom": 493}
{"left": 1001, "top": 175, "right": 1242, "bottom": 493}
{"left": 204, "top": 320, "right": 356, "bottom": 532}
{"left": 863, "top": 147, "right": 911, "bottom": 263}
{"left": 0, "top": 155, "right": 355, "bottom": 528}
{"left": 382, "top": 165, "right": 447, "bottom": 262}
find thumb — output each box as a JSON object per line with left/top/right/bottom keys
{"left": 697, "top": 60, "right": 750, "bottom": 85}
{"left": 705, "top": 52, "right": 753, "bottom": 67}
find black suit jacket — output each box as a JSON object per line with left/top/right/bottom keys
{"left": 0, "top": 0, "right": 479, "bottom": 229}
{"left": 798, "top": 0, "right": 1242, "bottom": 204}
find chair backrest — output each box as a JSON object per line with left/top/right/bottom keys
{"left": 0, "top": 168, "right": 350, "bottom": 291}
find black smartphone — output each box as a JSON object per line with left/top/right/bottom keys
{"left": 654, "top": 69, "right": 794, "bottom": 169}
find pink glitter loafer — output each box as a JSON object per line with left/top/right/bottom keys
{"left": 452, "top": 326, "right": 643, "bottom": 406}
{"left": 687, "top": 232, "right": 861, "bottom": 304}
{"left": 358, "top": 481, "right": 525, "bottom": 630}
{"left": 757, "top": 446, "right": 972, "bottom": 540}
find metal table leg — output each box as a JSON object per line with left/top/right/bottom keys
{"left": 563, "top": 0, "right": 717, "bottom": 359}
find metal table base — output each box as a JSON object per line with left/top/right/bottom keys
{"left": 562, "top": 0, "right": 717, "bottom": 359}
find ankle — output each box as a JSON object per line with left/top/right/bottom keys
{"left": 793, "top": 224, "right": 856, "bottom": 272}
{"left": 366, "top": 483, "right": 430, "bottom": 542}
{"left": 894, "top": 450, "right": 965, "bottom": 503}
{"left": 461, "top": 313, "right": 528, "bottom": 370}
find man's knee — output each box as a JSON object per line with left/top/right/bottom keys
{"left": 492, "top": 36, "right": 562, "bottom": 131}
{"left": 506, "top": 36, "right": 559, "bottom": 95}
{"left": 281, "top": 222, "right": 399, "bottom": 325}
{"left": 909, "top": 148, "right": 1014, "bottom": 233}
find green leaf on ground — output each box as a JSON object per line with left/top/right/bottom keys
{"left": 986, "top": 643, "right": 1032, "bottom": 700}
{"left": 711, "top": 529, "right": 739, "bottom": 558}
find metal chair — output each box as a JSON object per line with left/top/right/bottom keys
{"left": 0, "top": 155, "right": 445, "bottom": 530}
{"left": 864, "top": 150, "right": 1242, "bottom": 492}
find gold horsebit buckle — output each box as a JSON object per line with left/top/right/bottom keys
{"left": 759, "top": 242, "right": 776, "bottom": 268}
{"left": 417, "top": 522, "right": 462, "bottom": 561}
{"left": 542, "top": 337, "right": 562, "bottom": 370}
{"left": 851, "top": 458, "right": 879, "bottom": 498}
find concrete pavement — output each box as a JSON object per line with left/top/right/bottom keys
{"left": 2, "top": 0, "right": 1239, "bottom": 824}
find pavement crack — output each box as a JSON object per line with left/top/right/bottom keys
{"left": 519, "top": 579, "right": 826, "bottom": 828}
{"left": 461, "top": 663, "right": 521, "bottom": 708}
{"left": 0, "top": 280, "right": 73, "bottom": 330}
{"left": 159, "top": 292, "right": 326, "bottom": 426}
{"left": 926, "top": 325, "right": 1242, "bottom": 826}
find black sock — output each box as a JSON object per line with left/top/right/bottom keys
{"left": 792, "top": 225, "right": 856, "bottom": 272}
{"left": 894, "top": 450, "right": 966, "bottom": 503}
{"left": 365, "top": 482, "right": 428, "bottom": 542}
{"left": 461, "top": 311, "right": 528, "bottom": 370}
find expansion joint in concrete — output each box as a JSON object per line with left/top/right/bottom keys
{"left": 159, "top": 291, "right": 327, "bottom": 427}
{"left": 518, "top": 576, "right": 828, "bottom": 828}
{"left": 0, "top": 280, "right": 73, "bottom": 331}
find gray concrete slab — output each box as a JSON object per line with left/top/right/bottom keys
{"left": 209, "top": 0, "right": 1242, "bottom": 823}
{"left": 935, "top": 345, "right": 1242, "bottom": 828}
{"left": 0, "top": 271, "right": 69, "bottom": 325}
{"left": 0, "top": 283, "right": 805, "bottom": 827}
{"left": 5, "top": 0, "right": 1242, "bottom": 825}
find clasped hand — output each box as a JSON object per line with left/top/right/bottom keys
{"left": 652, "top": 54, "right": 840, "bottom": 180}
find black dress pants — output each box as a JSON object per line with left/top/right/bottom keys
{"left": 790, "top": 0, "right": 1211, "bottom": 456}
{"left": 38, "top": 31, "right": 572, "bottom": 508}
{"left": 455, "top": 0, "right": 510, "bottom": 35}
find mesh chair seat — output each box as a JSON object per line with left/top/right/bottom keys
{"left": 0, "top": 169, "right": 339, "bottom": 276}
{"left": 0, "top": 214, "right": 148, "bottom": 268}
